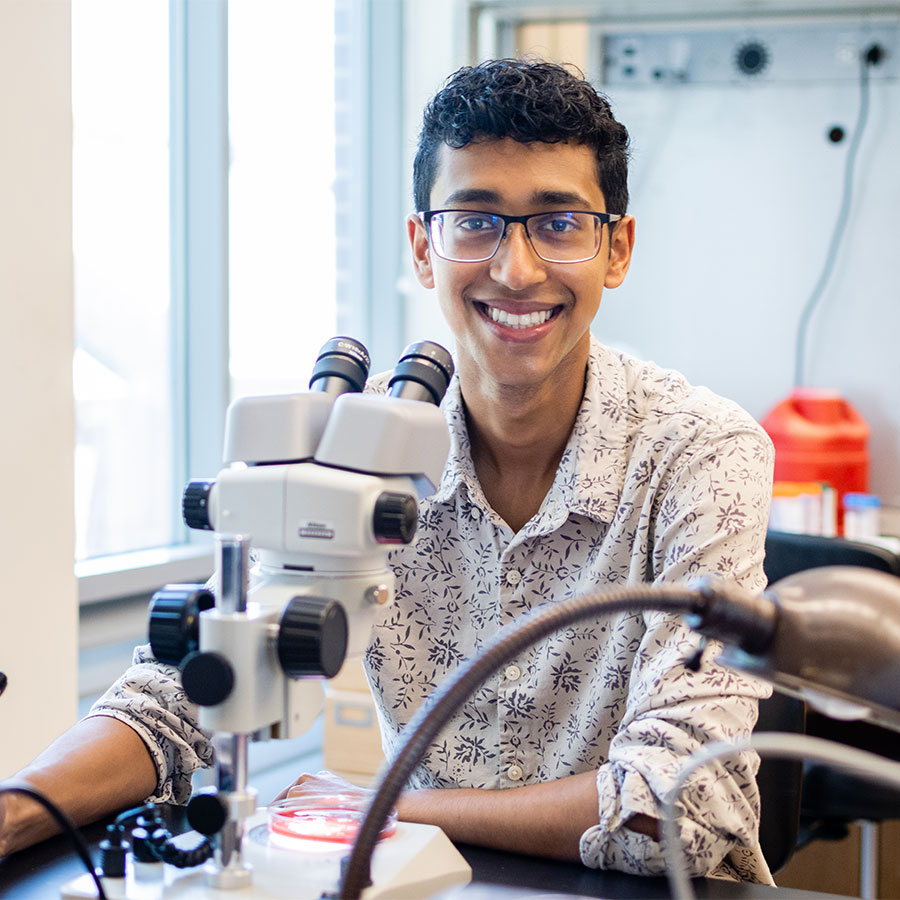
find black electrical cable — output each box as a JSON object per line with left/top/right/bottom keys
{"left": 336, "top": 584, "right": 719, "bottom": 899}
{"left": 0, "top": 781, "right": 107, "bottom": 900}
{"left": 112, "top": 801, "right": 213, "bottom": 869}
{"left": 114, "top": 801, "right": 156, "bottom": 827}
{"left": 157, "top": 832, "right": 215, "bottom": 869}
{"left": 794, "top": 45, "right": 880, "bottom": 387}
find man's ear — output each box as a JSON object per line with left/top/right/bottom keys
{"left": 407, "top": 214, "right": 435, "bottom": 289}
{"left": 604, "top": 215, "right": 635, "bottom": 289}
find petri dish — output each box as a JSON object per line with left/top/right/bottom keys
{"left": 268, "top": 793, "right": 397, "bottom": 845}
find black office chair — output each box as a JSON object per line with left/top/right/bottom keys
{"left": 762, "top": 529, "right": 900, "bottom": 895}
{"left": 754, "top": 690, "right": 806, "bottom": 874}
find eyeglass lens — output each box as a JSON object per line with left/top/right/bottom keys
{"left": 430, "top": 211, "right": 603, "bottom": 263}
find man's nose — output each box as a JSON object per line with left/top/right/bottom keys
{"left": 489, "top": 223, "right": 548, "bottom": 290}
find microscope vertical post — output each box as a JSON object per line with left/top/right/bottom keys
{"left": 207, "top": 534, "right": 256, "bottom": 889}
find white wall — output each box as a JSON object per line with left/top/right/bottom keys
{"left": 402, "top": 3, "right": 900, "bottom": 511}
{"left": 601, "top": 75, "right": 900, "bottom": 508}
{"left": 0, "top": 0, "right": 78, "bottom": 776}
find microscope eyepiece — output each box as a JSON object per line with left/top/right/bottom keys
{"left": 388, "top": 340, "right": 454, "bottom": 405}
{"left": 309, "top": 336, "right": 371, "bottom": 396}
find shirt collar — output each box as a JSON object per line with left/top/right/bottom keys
{"left": 548, "top": 335, "right": 631, "bottom": 526}
{"left": 433, "top": 336, "right": 631, "bottom": 526}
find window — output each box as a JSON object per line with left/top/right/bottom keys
{"left": 228, "top": 0, "right": 338, "bottom": 400}
{"left": 72, "top": 0, "right": 174, "bottom": 561}
{"left": 73, "top": 1, "right": 404, "bottom": 597}
{"left": 72, "top": 2, "right": 406, "bottom": 782}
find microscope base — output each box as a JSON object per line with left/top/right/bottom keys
{"left": 60, "top": 811, "right": 471, "bottom": 900}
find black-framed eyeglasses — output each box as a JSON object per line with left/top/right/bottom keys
{"left": 419, "top": 209, "right": 622, "bottom": 264}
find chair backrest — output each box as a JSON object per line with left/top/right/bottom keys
{"left": 754, "top": 691, "right": 806, "bottom": 873}
{"left": 763, "top": 530, "right": 900, "bottom": 585}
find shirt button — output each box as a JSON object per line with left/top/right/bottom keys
{"left": 504, "top": 665, "right": 522, "bottom": 682}
{"left": 507, "top": 764, "right": 524, "bottom": 781}
{"left": 505, "top": 569, "right": 522, "bottom": 586}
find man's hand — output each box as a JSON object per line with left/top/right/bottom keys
{"left": 273, "top": 769, "right": 371, "bottom": 805}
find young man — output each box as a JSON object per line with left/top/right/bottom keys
{"left": 0, "top": 59, "right": 774, "bottom": 883}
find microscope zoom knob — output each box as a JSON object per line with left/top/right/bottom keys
{"left": 183, "top": 480, "right": 216, "bottom": 530}
{"left": 278, "top": 597, "right": 348, "bottom": 679}
{"left": 148, "top": 586, "right": 214, "bottom": 666}
{"left": 187, "top": 790, "right": 229, "bottom": 836}
{"left": 181, "top": 651, "right": 235, "bottom": 706}
{"left": 373, "top": 491, "right": 418, "bottom": 544}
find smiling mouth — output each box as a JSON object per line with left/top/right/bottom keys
{"left": 477, "top": 303, "right": 561, "bottom": 330}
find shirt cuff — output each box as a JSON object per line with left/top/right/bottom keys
{"left": 579, "top": 762, "right": 773, "bottom": 884}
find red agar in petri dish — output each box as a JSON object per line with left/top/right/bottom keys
{"left": 268, "top": 795, "right": 397, "bottom": 845}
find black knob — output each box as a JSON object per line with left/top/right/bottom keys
{"left": 97, "top": 825, "right": 128, "bottom": 877}
{"left": 373, "top": 491, "right": 418, "bottom": 544}
{"left": 277, "top": 597, "right": 348, "bottom": 679}
{"left": 183, "top": 480, "right": 216, "bottom": 530}
{"left": 148, "top": 586, "right": 214, "bottom": 666}
{"left": 187, "top": 790, "right": 229, "bottom": 837}
{"left": 181, "top": 651, "right": 234, "bottom": 706}
{"left": 129, "top": 826, "right": 158, "bottom": 863}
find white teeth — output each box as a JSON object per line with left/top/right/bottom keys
{"left": 485, "top": 306, "right": 553, "bottom": 329}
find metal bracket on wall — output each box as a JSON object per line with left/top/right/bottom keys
{"left": 601, "top": 21, "right": 900, "bottom": 86}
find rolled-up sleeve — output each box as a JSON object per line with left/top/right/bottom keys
{"left": 580, "top": 616, "right": 771, "bottom": 881}
{"left": 87, "top": 643, "right": 213, "bottom": 804}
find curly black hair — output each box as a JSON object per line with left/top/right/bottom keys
{"left": 413, "top": 58, "right": 630, "bottom": 215}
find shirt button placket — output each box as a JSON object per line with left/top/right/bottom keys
{"left": 498, "top": 558, "right": 524, "bottom": 779}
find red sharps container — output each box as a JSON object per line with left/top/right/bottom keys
{"left": 761, "top": 388, "right": 870, "bottom": 535}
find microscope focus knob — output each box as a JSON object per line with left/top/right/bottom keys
{"left": 186, "top": 789, "right": 229, "bottom": 836}
{"left": 373, "top": 491, "right": 418, "bottom": 544}
{"left": 182, "top": 480, "right": 216, "bottom": 530}
{"left": 278, "top": 597, "right": 348, "bottom": 678}
{"left": 148, "top": 586, "right": 215, "bottom": 666}
{"left": 181, "top": 651, "right": 235, "bottom": 706}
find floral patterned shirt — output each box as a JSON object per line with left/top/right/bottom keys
{"left": 364, "top": 336, "right": 775, "bottom": 883}
{"left": 90, "top": 337, "right": 774, "bottom": 883}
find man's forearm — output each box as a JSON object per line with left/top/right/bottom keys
{"left": 397, "top": 770, "right": 601, "bottom": 861}
{"left": 396, "top": 770, "right": 661, "bottom": 861}
{"left": 1, "top": 716, "right": 157, "bottom": 856}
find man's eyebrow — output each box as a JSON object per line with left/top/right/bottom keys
{"left": 439, "top": 188, "right": 598, "bottom": 210}
{"left": 441, "top": 188, "right": 502, "bottom": 206}
{"left": 530, "top": 190, "right": 595, "bottom": 209}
